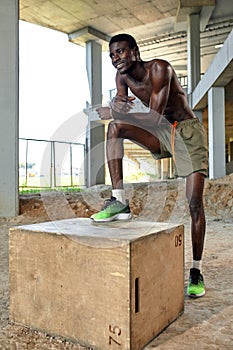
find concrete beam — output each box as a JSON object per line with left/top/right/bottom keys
{"left": 200, "top": 6, "right": 215, "bottom": 31}
{"left": 68, "top": 26, "right": 110, "bottom": 50}
{"left": 191, "top": 29, "right": 233, "bottom": 110}
{"left": 176, "top": 0, "right": 215, "bottom": 22}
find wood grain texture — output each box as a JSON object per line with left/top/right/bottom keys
{"left": 9, "top": 218, "right": 184, "bottom": 350}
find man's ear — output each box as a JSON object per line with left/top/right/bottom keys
{"left": 134, "top": 46, "right": 141, "bottom": 61}
{"left": 131, "top": 46, "right": 140, "bottom": 61}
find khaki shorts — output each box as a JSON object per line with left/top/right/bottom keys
{"left": 151, "top": 118, "right": 208, "bottom": 177}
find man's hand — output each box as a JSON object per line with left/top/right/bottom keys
{"left": 96, "top": 106, "right": 112, "bottom": 120}
{"left": 110, "top": 95, "right": 135, "bottom": 114}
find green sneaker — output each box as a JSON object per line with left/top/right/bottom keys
{"left": 90, "top": 196, "right": 132, "bottom": 222}
{"left": 187, "top": 268, "right": 205, "bottom": 298}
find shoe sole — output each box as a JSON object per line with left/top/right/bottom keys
{"left": 187, "top": 290, "right": 205, "bottom": 298}
{"left": 91, "top": 213, "right": 132, "bottom": 222}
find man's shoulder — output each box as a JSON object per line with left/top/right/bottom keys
{"left": 145, "top": 58, "right": 171, "bottom": 69}
{"left": 145, "top": 59, "right": 173, "bottom": 80}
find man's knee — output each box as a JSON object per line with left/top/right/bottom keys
{"left": 188, "top": 199, "right": 204, "bottom": 219}
{"left": 107, "top": 120, "right": 125, "bottom": 138}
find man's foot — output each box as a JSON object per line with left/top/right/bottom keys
{"left": 187, "top": 268, "right": 205, "bottom": 298}
{"left": 90, "top": 196, "right": 132, "bottom": 222}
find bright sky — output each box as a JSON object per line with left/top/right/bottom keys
{"left": 19, "top": 20, "right": 116, "bottom": 142}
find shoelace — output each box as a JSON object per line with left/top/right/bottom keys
{"left": 102, "top": 196, "right": 117, "bottom": 210}
{"left": 190, "top": 272, "right": 202, "bottom": 285}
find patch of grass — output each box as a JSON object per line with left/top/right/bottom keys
{"left": 19, "top": 187, "right": 83, "bottom": 195}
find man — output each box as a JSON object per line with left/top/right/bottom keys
{"left": 90, "top": 33, "right": 208, "bottom": 298}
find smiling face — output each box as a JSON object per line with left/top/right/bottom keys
{"left": 109, "top": 41, "right": 138, "bottom": 74}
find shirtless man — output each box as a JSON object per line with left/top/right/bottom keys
{"left": 91, "top": 33, "right": 208, "bottom": 298}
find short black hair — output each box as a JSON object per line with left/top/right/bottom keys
{"left": 109, "top": 33, "right": 137, "bottom": 49}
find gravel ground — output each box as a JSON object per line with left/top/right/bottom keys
{"left": 1, "top": 179, "right": 233, "bottom": 349}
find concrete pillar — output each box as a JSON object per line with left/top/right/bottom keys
{"left": 86, "top": 41, "right": 102, "bottom": 106}
{"left": 208, "top": 87, "right": 226, "bottom": 179}
{"left": 0, "top": 0, "right": 19, "bottom": 216}
{"left": 86, "top": 41, "right": 105, "bottom": 186}
{"left": 86, "top": 120, "right": 105, "bottom": 187}
{"left": 194, "top": 110, "right": 203, "bottom": 122}
{"left": 187, "top": 14, "right": 201, "bottom": 95}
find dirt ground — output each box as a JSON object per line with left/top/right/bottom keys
{"left": 1, "top": 176, "right": 233, "bottom": 349}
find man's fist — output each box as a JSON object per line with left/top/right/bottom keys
{"left": 96, "top": 106, "right": 112, "bottom": 120}
{"left": 110, "top": 95, "right": 135, "bottom": 114}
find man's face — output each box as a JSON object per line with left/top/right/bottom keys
{"left": 109, "top": 41, "right": 137, "bottom": 74}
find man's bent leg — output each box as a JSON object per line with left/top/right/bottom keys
{"left": 91, "top": 120, "right": 161, "bottom": 222}
{"left": 107, "top": 120, "right": 161, "bottom": 189}
{"left": 186, "top": 172, "right": 206, "bottom": 297}
{"left": 106, "top": 121, "right": 124, "bottom": 190}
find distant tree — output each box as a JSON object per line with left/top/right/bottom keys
{"left": 26, "top": 162, "right": 35, "bottom": 169}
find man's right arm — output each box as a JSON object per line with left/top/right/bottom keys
{"left": 96, "top": 72, "right": 130, "bottom": 121}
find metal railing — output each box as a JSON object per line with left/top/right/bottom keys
{"left": 106, "top": 75, "right": 189, "bottom": 102}
{"left": 19, "top": 138, "right": 86, "bottom": 188}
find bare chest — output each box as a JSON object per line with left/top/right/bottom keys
{"left": 125, "top": 77, "right": 152, "bottom": 107}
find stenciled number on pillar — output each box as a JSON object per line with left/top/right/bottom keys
{"left": 175, "top": 233, "right": 182, "bottom": 247}
{"left": 109, "top": 324, "right": 121, "bottom": 346}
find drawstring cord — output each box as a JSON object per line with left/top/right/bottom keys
{"left": 171, "top": 121, "right": 178, "bottom": 163}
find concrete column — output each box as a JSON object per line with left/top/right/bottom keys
{"left": 194, "top": 110, "right": 203, "bottom": 122}
{"left": 86, "top": 41, "right": 105, "bottom": 186}
{"left": 0, "top": 0, "right": 19, "bottom": 216}
{"left": 86, "top": 120, "right": 105, "bottom": 187}
{"left": 86, "top": 41, "right": 102, "bottom": 106}
{"left": 208, "top": 87, "right": 226, "bottom": 179}
{"left": 187, "top": 14, "right": 201, "bottom": 95}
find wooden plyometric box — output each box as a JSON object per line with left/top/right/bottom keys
{"left": 9, "top": 218, "right": 184, "bottom": 350}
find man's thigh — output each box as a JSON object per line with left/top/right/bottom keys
{"left": 110, "top": 121, "right": 161, "bottom": 154}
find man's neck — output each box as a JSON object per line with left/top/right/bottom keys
{"left": 126, "top": 61, "right": 146, "bottom": 83}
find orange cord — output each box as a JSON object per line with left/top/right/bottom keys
{"left": 171, "top": 121, "right": 178, "bottom": 163}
